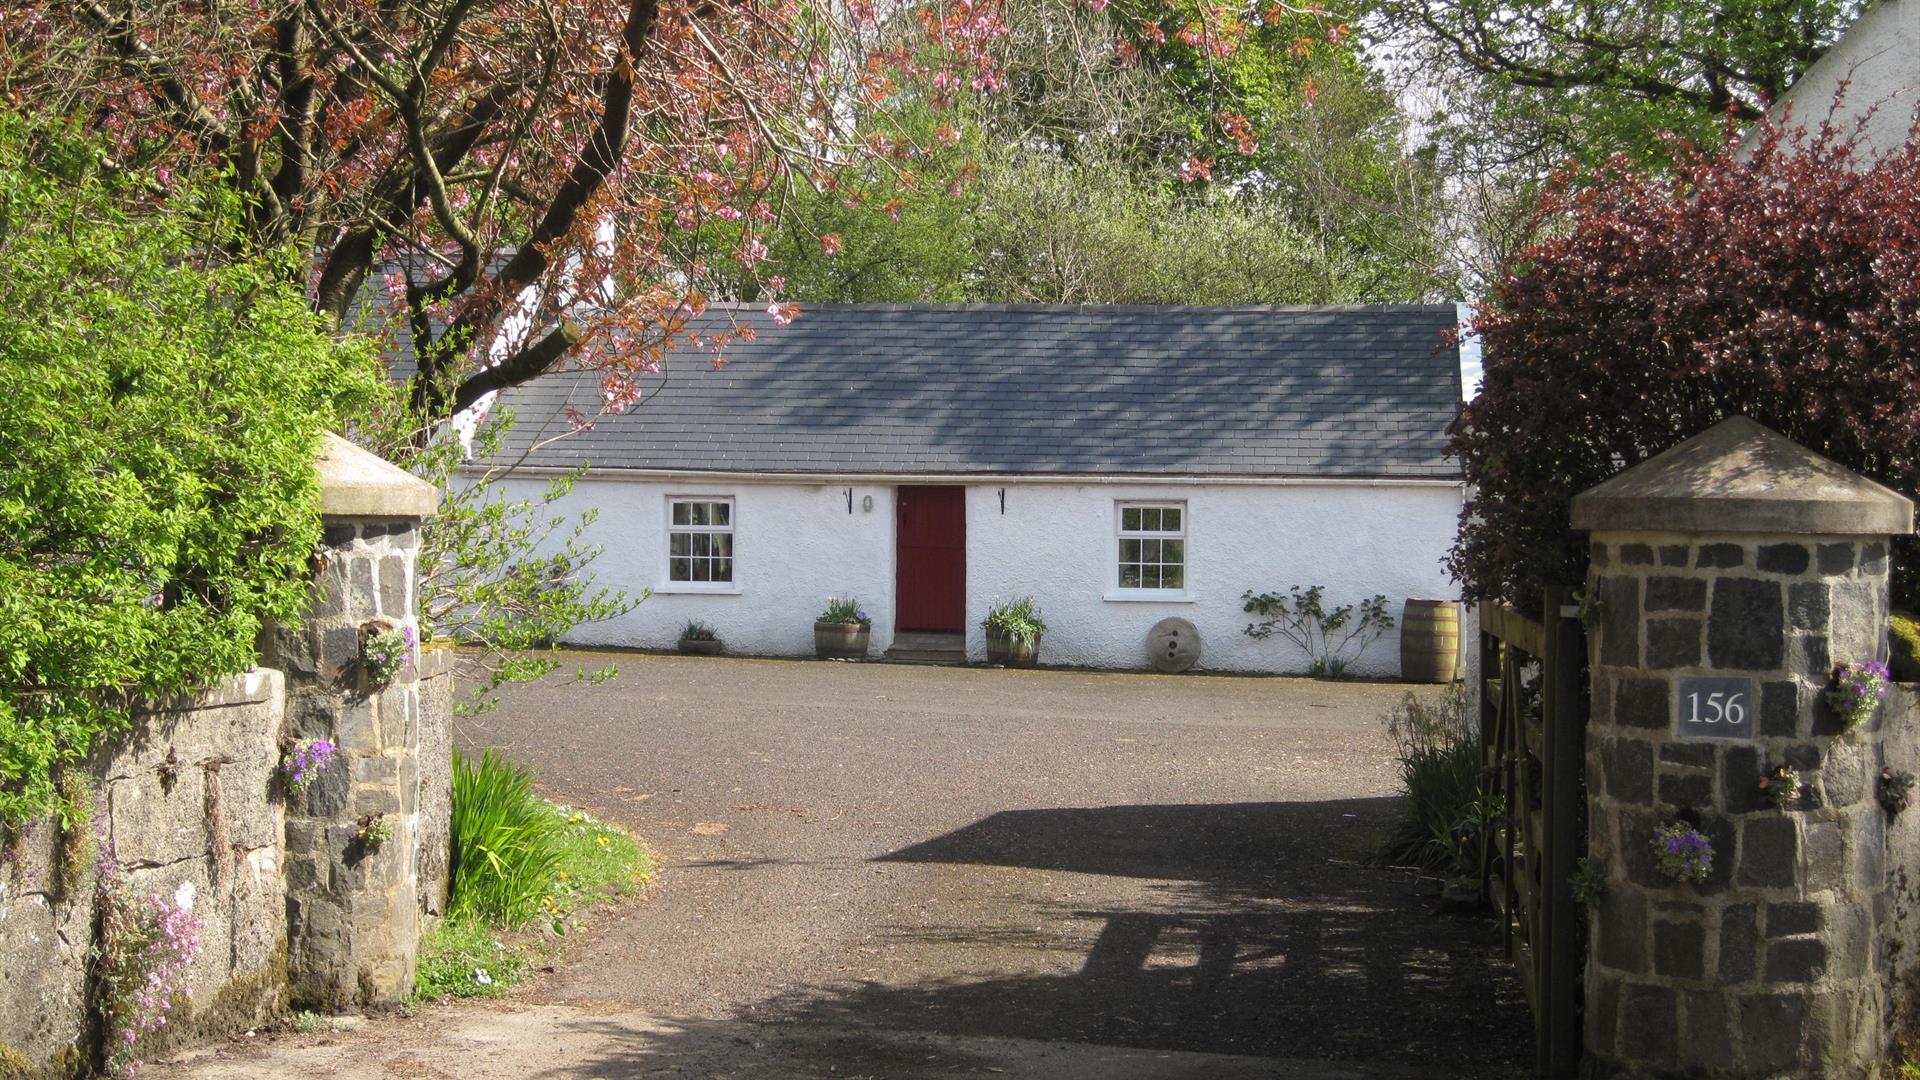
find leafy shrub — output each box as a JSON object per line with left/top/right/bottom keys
{"left": 447, "top": 749, "right": 568, "bottom": 928}
{"left": 679, "top": 620, "right": 718, "bottom": 643}
{"left": 1242, "top": 585, "right": 1395, "bottom": 677}
{"left": 1449, "top": 121, "right": 1920, "bottom": 611}
{"left": 982, "top": 597, "right": 1047, "bottom": 646}
{"left": 1381, "top": 684, "right": 1493, "bottom": 876}
{"left": 0, "top": 114, "right": 377, "bottom": 823}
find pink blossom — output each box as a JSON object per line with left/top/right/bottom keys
{"left": 819, "top": 233, "right": 842, "bottom": 256}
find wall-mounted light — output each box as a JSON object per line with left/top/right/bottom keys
{"left": 999, "top": 488, "right": 1006, "bottom": 514}
{"left": 846, "top": 487, "right": 853, "bottom": 514}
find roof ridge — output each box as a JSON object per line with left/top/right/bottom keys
{"left": 697, "top": 301, "right": 1463, "bottom": 316}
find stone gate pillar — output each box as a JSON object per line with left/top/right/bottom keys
{"left": 1572, "top": 417, "right": 1913, "bottom": 1079}
{"left": 268, "top": 435, "right": 438, "bottom": 1009}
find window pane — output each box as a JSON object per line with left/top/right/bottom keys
{"left": 1164, "top": 539, "right": 1184, "bottom": 566}
{"left": 1119, "top": 564, "right": 1141, "bottom": 589}
{"left": 692, "top": 558, "right": 711, "bottom": 582}
{"left": 672, "top": 502, "right": 690, "bottom": 526}
{"left": 1142, "top": 565, "right": 1162, "bottom": 589}
{"left": 712, "top": 533, "right": 733, "bottom": 557}
{"left": 694, "top": 502, "right": 715, "bottom": 526}
{"left": 1120, "top": 538, "right": 1141, "bottom": 562}
{"left": 1145, "top": 507, "right": 1164, "bottom": 531}
{"left": 692, "top": 533, "right": 710, "bottom": 558}
{"left": 1122, "top": 506, "right": 1142, "bottom": 531}
{"left": 1142, "top": 539, "right": 1161, "bottom": 565}
{"left": 670, "top": 532, "right": 689, "bottom": 556}
{"left": 1162, "top": 508, "right": 1181, "bottom": 533}
{"left": 713, "top": 558, "right": 733, "bottom": 583}
{"left": 670, "top": 557, "right": 691, "bottom": 581}
{"left": 1163, "top": 564, "right": 1184, "bottom": 589}
{"left": 712, "top": 502, "right": 731, "bottom": 527}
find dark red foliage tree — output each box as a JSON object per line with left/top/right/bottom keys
{"left": 1448, "top": 117, "right": 1920, "bottom": 612}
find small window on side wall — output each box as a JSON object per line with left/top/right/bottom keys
{"left": 668, "top": 498, "right": 733, "bottom": 584}
{"left": 1117, "top": 502, "right": 1185, "bottom": 590}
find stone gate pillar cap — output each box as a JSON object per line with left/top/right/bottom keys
{"left": 316, "top": 433, "right": 439, "bottom": 519}
{"left": 1570, "top": 416, "right": 1912, "bottom": 536}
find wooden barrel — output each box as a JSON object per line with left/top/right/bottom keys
{"left": 1400, "top": 599, "right": 1460, "bottom": 683}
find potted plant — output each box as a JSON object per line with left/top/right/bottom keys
{"left": 678, "top": 620, "right": 724, "bottom": 656}
{"left": 814, "top": 597, "right": 871, "bottom": 660}
{"left": 982, "top": 597, "right": 1046, "bottom": 667}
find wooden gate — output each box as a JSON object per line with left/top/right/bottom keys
{"left": 1479, "top": 590, "right": 1587, "bottom": 1077}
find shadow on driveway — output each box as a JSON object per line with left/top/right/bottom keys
{"left": 538, "top": 798, "right": 1532, "bottom": 1078}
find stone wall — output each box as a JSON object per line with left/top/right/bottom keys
{"left": 0, "top": 435, "right": 448, "bottom": 1075}
{"left": 1879, "top": 684, "right": 1920, "bottom": 1043}
{"left": 0, "top": 671, "right": 289, "bottom": 1074}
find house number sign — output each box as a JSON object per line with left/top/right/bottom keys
{"left": 1675, "top": 676, "right": 1756, "bottom": 739}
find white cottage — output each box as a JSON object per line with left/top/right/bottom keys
{"left": 480, "top": 303, "right": 1467, "bottom": 676}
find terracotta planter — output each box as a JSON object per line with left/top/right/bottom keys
{"left": 985, "top": 632, "right": 1039, "bottom": 668}
{"left": 814, "top": 621, "right": 871, "bottom": 660}
{"left": 678, "top": 638, "right": 724, "bottom": 656}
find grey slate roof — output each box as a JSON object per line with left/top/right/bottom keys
{"left": 487, "top": 303, "right": 1464, "bottom": 479}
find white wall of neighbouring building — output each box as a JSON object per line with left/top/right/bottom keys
{"left": 1754, "top": 0, "right": 1920, "bottom": 160}
{"left": 488, "top": 471, "right": 1470, "bottom": 677}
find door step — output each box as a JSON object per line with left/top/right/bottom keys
{"left": 882, "top": 632, "right": 966, "bottom": 665}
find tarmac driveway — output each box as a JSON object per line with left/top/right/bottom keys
{"left": 162, "top": 654, "right": 1528, "bottom": 1079}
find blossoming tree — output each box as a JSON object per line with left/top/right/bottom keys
{"left": 3, "top": 0, "right": 1334, "bottom": 422}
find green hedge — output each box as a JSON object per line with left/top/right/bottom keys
{"left": 0, "top": 116, "right": 378, "bottom": 822}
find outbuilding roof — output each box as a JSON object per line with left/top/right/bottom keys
{"left": 487, "top": 303, "right": 1464, "bottom": 480}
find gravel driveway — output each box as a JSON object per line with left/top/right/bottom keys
{"left": 160, "top": 654, "right": 1528, "bottom": 1079}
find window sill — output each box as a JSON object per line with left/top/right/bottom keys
{"left": 1103, "top": 590, "right": 1194, "bottom": 604}
{"left": 652, "top": 584, "right": 743, "bottom": 596}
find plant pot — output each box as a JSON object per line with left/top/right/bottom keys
{"left": 678, "top": 638, "right": 724, "bottom": 656}
{"left": 985, "top": 632, "right": 1038, "bottom": 667}
{"left": 814, "top": 621, "right": 870, "bottom": 660}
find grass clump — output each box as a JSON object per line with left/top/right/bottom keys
{"left": 1381, "top": 684, "right": 1496, "bottom": 877}
{"left": 425, "top": 748, "right": 651, "bottom": 1002}
{"left": 448, "top": 749, "right": 568, "bottom": 927}
{"left": 413, "top": 917, "right": 528, "bottom": 1000}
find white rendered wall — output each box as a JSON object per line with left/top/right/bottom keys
{"left": 963, "top": 481, "right": 1465, "bottom": 676}
{"left": 1754, "top": 0, "right": 1920, "bottom": 160}
{"left": 488, "top": 475, "right": 901, "bottom": 658}
{"left": 508, "top": 473, "right": 1467, "bottom": 677}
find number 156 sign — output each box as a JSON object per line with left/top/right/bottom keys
{"left": 1676, "top": 676, "right": 1756, "bottom": 739}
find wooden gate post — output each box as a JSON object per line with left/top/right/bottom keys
{"left": 1572, "top": 418, "right": 1912, "bottom": 1078}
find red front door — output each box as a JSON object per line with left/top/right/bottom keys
{"left": 896, "top": 486, "right": 966, "bottom": 633}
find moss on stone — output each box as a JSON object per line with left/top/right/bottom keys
{"left": 53, "top": 772, "right": 95, "bottom": 899}
{"left": 144, "top": 943, "right": 290, "bottom": 1060}
{"left": 1893, "top": 612, "right": 1920, "bottom": 683}
{"left": 0, "top": 1043, "right": 32, "bottom": 1079}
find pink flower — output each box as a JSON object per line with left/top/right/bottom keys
{"left": 819, "top": 233, "right": 842, "bottom": 256}
{"left": 1179, "top": 157, "right": 1214, "bottom": 183}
